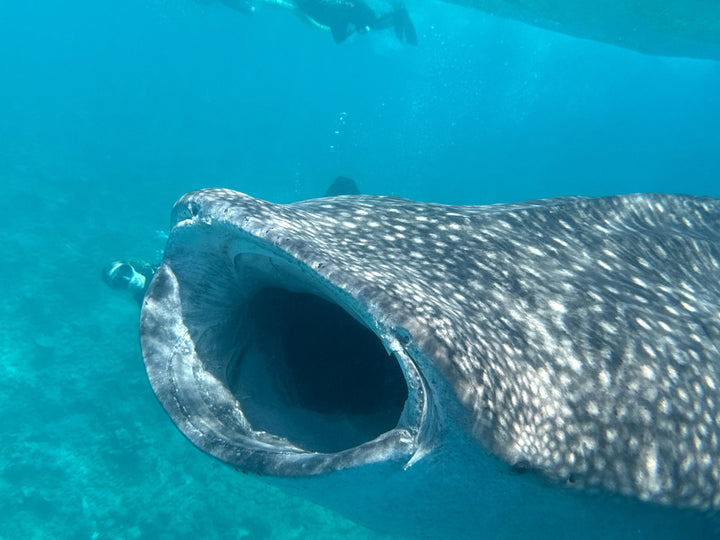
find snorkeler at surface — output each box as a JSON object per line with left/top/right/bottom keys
{"left": 103, "top": 177, "right": 363, "bottom": 305}
{"left": 207, "top": 0, "right": 417, "bottom": 44}
{"left": 293, "top": 0, "right": 417, "bottom": 44}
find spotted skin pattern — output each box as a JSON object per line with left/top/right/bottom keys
{"left": 153, "top": 189, "right": 720, "bottom": 510}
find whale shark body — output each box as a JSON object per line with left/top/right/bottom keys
{"left": 140, "top": 190, "right": 720, "bottom": 538}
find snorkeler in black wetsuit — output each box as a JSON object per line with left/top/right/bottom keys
{"left": 293, "top": 0, "right": 417, "bottom": 44}
{"left": 207, "top": 0, "right": 417, "bottom": 44}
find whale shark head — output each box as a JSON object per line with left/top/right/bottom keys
{"left": 140, "top": 190, "right": 440, "bottom": 477}
{"left": 140, "top": 189, "right": 720, "bottom": 537}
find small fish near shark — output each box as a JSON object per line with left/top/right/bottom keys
{"left": 140, "top": 190, "right": 720, "bottom": 538}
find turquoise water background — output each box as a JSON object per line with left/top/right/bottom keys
{"left": 1, "top": 0, "right": 720, "bottom": 538}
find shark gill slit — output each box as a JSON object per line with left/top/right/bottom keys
{"left": 209, "top": 250, "right": 409, "bottom": 454}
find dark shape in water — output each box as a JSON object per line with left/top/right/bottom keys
{"left": 206, "top": 0, "right": 417, "bottom": 45}
{"left": 293, "top": 0, "right": 418, "bottom": 44}
{"left": 324, "top": 176, "right": 361, "bottom": 197}
{"left": 140, "top": 190, "right": 720, "bottom": 538}
{"left": 451, "top": 0, "right": 720, "bottom": 60}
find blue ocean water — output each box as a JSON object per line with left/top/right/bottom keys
{"left": 1, "top": 0, "right": 719, "bottom": 538}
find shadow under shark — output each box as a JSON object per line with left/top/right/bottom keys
{"left": 140, "top": 189, "right": 720, "bottom": 538}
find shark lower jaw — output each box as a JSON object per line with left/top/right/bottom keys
{"left": 141, "top": 232, "right": 432, "bottom": 476}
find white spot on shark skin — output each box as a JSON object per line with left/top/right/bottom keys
{"left": 636, "top": 317, "right": 652, "bottom": 330}
{"left": 528, "top": 246, "right": 544, "bottom": 257}
{"left": 596, "top": 259, "right": 613, "bottom": 271}
{"left": 142, "top": 190, "right": 720, "bottom": 538}
{"left": 637, "top": 444, "right": 663, "bottom": 498}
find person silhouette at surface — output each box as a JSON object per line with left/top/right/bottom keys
{"left": 206, "top": 0, "right": 417, "bottom": 44}
{"left": 293, "top": 0, "right": 417, "bottom": 44}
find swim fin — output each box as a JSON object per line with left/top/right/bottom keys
{"left": 330, "top": 23, "right": 352, "bottom": 43}
{"left": 393, "top": 7, "right": 417, "bottom": 45}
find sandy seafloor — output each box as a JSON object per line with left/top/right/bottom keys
{"left": 1, "top": 0, "right": 720, "bottom": 538}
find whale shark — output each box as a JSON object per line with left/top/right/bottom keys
{"left": 140, "top": 189, "right": 720, "bottom": 538}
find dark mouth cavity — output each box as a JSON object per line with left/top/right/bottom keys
{"left": 225, "top": 284, "right": 409, "bottom": 454}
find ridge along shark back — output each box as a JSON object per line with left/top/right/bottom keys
{"left": 140, "top": 189, "right": 720, "bottom": 538}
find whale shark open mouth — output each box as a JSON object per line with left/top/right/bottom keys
{"left": 227, "top": 285, "right": 408, "bottom": 454}
{"left": 141, "top": 213, "right": 432, "bottom": 476}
